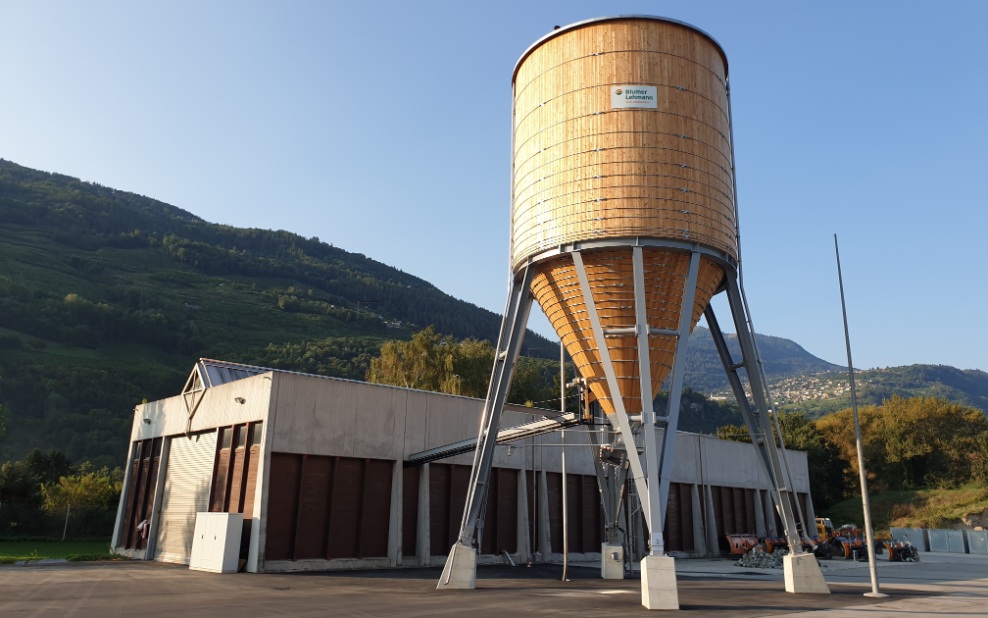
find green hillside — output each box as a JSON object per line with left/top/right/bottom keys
{"left": 1, "top": 159, "right": 983, "bottom": 468}
{"left": 770, "top": 365, "right": 988, "bottom": 417}
{"left": 0, "top": 159, "right": 554, "bottom": 465}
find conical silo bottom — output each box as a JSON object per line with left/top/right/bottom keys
{"left": 530, "top": 248, "right": 725, "bottom": 415}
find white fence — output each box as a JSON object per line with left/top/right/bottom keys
{"left": 891, "top": 527, "right": 988, "bottom": 554}
{"left": 967, "top": 530, "right": 988, "bottom": 555}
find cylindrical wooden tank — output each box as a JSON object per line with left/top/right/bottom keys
{"left": 512, "top": 16, "right": 737, "bottom": 415}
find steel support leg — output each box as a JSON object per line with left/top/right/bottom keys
{"left": 706, "top": 277, "right": 829, "bottom": 594}
{"left": 438, "top": 266, "right": 534, "bottom": 590}
{"left": 575, "top": 247, "right": 680, "bottom": 609}
{"left": 655, "top": 251, "right": 701, "bottom": 532}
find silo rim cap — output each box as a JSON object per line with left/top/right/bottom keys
{"left": 512, "top": 15, "right": 728, "bottom": 83}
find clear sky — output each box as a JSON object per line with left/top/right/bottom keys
{"left": 2, "top": 1, "right": 985, "bottom": 371}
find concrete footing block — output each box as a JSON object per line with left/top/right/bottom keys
{"left": 437, "top": 543, "right": 476, "bottom": 590}
{"left": 783, "top": 552, "right": 830, "bottom": 594}
{"left": 601, "top": 543, "right": 624, "bottom": 579}
{"left": 640, "top": 555, "right": 679, "bottom": 610}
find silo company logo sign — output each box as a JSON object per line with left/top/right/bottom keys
{"left": 611, "top": 85, "right": 657, "bottom": 109}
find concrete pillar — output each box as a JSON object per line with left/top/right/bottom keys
{"left": 703, "top": 484, "right": 719, "bottom": 556}
{"left": 387, "top": 460, "right": 403, "bottom": 567}
{"left": 690, "top": 483, "right": 707, "bottom": 556}
{"left": 754, "top": 489, "right": 767, "bottom": 538}
{"left": 110, "top": 441, "right": 137, "bottom": 551}
{"left": 537, "top": 469, "right": 551, "bottom": 560}
{"left": 805, "top": 493, "right": 817, "bottom": 538}
{"left": 763, "top": 490, "right": 777, "bottom": 537}
{"left": 417, "top": 464, "right": 431, "bottom": 566}
{"left": 516, "top": 469, "right": 531, "bottom": 563}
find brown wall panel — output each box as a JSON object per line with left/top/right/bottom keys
{"left": 293, "top": 456, "right": 332, "bottom": 560}
{"left": 546, "top": 472, "right": 563, "bottom": 552}
{"left": 264, "top": 453, "right": 302, "bottom": 560}
{"left": 326, "top": 457, "right": 364, "bottom": 559}
{"left": 429, "top": 464, "right": 452, "bottom": 557}
{"left": 665, "top": 482, "right": 683, "bottom": 552}
{"left": 359, "top": 459, "right": 393, "bottom": 558}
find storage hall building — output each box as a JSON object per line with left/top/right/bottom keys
{"left": 111, "top": 359, "right": 817, "bottom": 573}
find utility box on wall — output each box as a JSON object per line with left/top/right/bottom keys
{"left": 189, "top": 512, "right": 243, "bottom": 573}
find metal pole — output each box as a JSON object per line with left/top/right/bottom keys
{"left": 834, "top": 234, "right": 886, "bottom": 599}
{"left": 560, "top": 339, "right": 569, "bottom": 581}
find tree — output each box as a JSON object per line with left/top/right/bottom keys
{"left": 41, "top": 463, "right": 121, "bottom": 540}
{"left": 368, "top": 327, "right": 563, "bottom": 406}
{"left": 815, "top": 396, "right": 988, "bottom": 491}
{"left": 717, "top": 411, "right": 849, "bottom": 509}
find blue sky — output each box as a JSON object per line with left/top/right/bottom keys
{"left": 2, "top": 1, "right": 986, "bottom": 371}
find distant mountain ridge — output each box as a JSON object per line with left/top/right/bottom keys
{"left": 0, "top": 159, "right": 982, "bottom": 466}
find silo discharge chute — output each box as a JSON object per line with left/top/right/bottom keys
{"left": 438, "top": 16, "right": 830, "bottom": 609}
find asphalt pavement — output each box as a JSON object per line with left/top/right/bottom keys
{"left": 0, "top": 551, "right": 984, "bottom": 617}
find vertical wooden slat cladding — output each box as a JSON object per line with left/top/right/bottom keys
{"left": 429, "top": 464, "right": 451, "bottom": 557}
{"left": 581, "top": 476, "right": 601, "bottom": 553}
{"left": 678, "top": 483, "right": 694, "bottom": 552}
{"left": 401, "top": 467, "right": 419, "bottom": 558}
{"left": 241, "top": 423, "right": 262, "bottom": 517}
{"left": 326, "top": 457, "right": 363, "bottom": 559}
{"left": 710, "top": 486, "right": 726, "bottom": 552}
{"left": 120, "top": 438, "right": 162, "bottom": 550}
{"left": 210, "top": 422, "right": 261, "bottom": 515}
{"left": 733, "top": 487, "right": 746, "bottom": 532}
{"left": 122, "top": 445, "right": 142, "bottom": 548}
{"left": 480, "top": 468, "right": 518, "bottom": 555}
{"left": 546, "top": 472, "right": 563, "bottom": 553}
{"left": 545, "top": 472, "right": 602, "bottom": 554}
{"left": 228, "top": 429, "right": 247, "bottom": 513}
{"left": 479, "top": 469, "right": 499, "bottom": 555}
{"left": 448, "top": 465, "right": 471, "bottom": 550}
{"left": 665, "top": 482, "right": 683, "bottom": 552}
{"left": 359, "top": 459, "right": 393, "bottom": 558}
{"left": 210, "top": 432, "right": 230, "bottom": 512}
{"left": 496, "top": 469, "right": 518, "bottom": 554}
{"left": 264, "top": 453, "right": 302, "bottom": 561}
{"left": 293, "top": 456, "right": 332, "bottom": 560}
{"left": 744, "top": 488, "right": 756, "bottom": 534}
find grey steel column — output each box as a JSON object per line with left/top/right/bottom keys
{"left": 656, "top": 251, "right": 701, "bottom": 531}
{"left": 632, "top": 246, "right": 663, "bottom": 555}
{"left": 571, "top": 250, "right": 654, "bottom": 530}
{"left": 722, "top": 275, "right": 804, "bottom": 553}
{"left": 454, "top": 265, "right": 535, "bottom": 546}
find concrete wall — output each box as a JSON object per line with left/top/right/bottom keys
{"left": 131, "top": 374, "right": 272, "bottom": 442}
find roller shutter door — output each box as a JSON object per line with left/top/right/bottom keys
{"left": 153, "top": 431, "right": 217, "bottom": 564}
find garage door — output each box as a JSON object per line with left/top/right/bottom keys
{"left": 153, "top": 431, "right": 217, "bottom": 564}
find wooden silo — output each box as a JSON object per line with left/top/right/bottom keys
{"left": 511, "top": 17, "right": 735, "bottom": 414}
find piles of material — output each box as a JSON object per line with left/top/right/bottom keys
{"left": 735, "top": 546, "right": 786, "bottom": 569}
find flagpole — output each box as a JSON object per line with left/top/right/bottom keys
{"left": 834, "top": 234, "right": 886, "bottom": 598}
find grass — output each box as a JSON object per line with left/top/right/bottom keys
{"left": 0, "top": 539, "right": 117, "bottom": 564}
{"left": 820, "top": 483, "right": 988, "bottom": 538}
